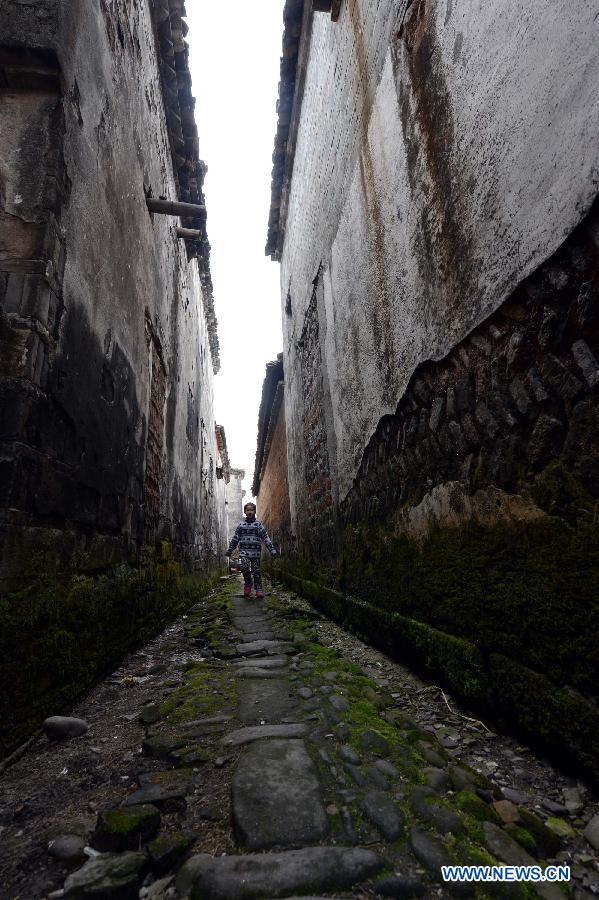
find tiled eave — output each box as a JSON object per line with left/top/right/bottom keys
{"left": 265, "top": 0, "right": 308, "bottom": 261}
{"left": 151, "top": 0, "right": 220, "bottom": 372}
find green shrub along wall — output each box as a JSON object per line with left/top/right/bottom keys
{"left": 339, "top": 516, "right": 599, "bottom": 696}
{"left": 0, "top": 559, "right": 220, "bottom": 757}
{"left": 271, "top": 513, "right": 599, "bottom": 786}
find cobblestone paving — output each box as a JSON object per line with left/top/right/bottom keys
{"left": 1, "top": 577, "right": 598, "bottom": 899}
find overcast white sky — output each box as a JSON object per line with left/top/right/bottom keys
{"left": 186, "top": 2, "right": 285, "bottom": 504}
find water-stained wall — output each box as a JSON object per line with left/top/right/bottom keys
{"left": 0, "top": 0, "right": 224, "bottom": 592}
{"left": 275, "top": 0, "right": 599, "bottom": 516}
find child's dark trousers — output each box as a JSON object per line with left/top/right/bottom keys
{"left": 239, "top": 557, "right": 262, "bottom": 591}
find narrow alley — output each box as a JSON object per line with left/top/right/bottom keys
{"left": 1, "top": 0, "right": 598, "bottom": 899}
{"left": 1, "top": 575, "right": 597, "bottom": 899}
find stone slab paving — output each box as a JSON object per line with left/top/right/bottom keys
{"left": 3, "top": 576, "right": 597, "bottom": 899}
{"left": 235, "top": 639, "right": 295, "bottom": 655}
{"left": 234, "top": 656, "right": 288, "bottom": 668}
{"left": 222, "top": 723, "right": 308, "bottom": 747}
{"left": 236, "top": 667, "right": 284, "bottom": 680}
{"left": 232, "top": 738, "right": 328, "bottom": 849}
{"left": 236, "top": 678, "right": 294, "bottom": 724}
{"left": 176, "top": 846, "right": 382, "bottom": 899}
{"left": 238, "top": 631, "right": 276, "bottom": 641}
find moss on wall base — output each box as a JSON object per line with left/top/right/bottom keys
{"left": 0, "top": 559, "right": 220, "bottom": 757}
{"left": 272, "top": 512, "right": 599, "bottom": 786}
{"left": 340, "top": 515, "right": 599, "bottom": 695}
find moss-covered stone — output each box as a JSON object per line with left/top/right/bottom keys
{"left": 447, "top": 763, "right": 489, "bottom": 793}
{"left": 148, "top": 831, "right": 195, "bottom": 875}
{"left": 158, "top": 660, "right": 235, "bottom": 725}
{"left": 63, "top": 851, "right": 147, "bottom": 898}
{"left": 410, "top": 787, "right": 465, "bottom": 836}
{"left": 455, "top": 843, "right": 530, "bottom": 899}
{"left": 514, "top": 809, "right": 562, "bottom": 859}
{"left": 168, "top": 745, "right": 210, "bottom": 767}
{"left": 142, "top": 733, "right": 188, "bottom": 759}
{"left": 92, "top": 804, "right": 160, "bottom": 852}
{"left": 406, "top": 728, "right": 437, "bottom": 745}
{"left": 454, "top": 790, "right": 500, "bottom": 824}
{"left": 544, "top": 817, "right": 575, "bottom": 839}
{"left": 138, "top": 703, "right": 161, "bottom": 725}
{"left": 506, "top": 825, "right": 538, "bottom": 856}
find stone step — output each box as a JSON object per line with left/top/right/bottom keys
{"left": 237, "top": 668, "right": 286, "bottom": 679}
{"left": 222, "top": 723, "right": 308, "bottom": 747}
{"left": 232, "top": 620, "right": 273, "bottom": 632}
{"left": 236, "top": 640, "right": 295, "bottom": 655}
{"left": 122, "top": 782, "right": 187, "bottom": 812}
{"left": 177, "top": 714, "right": 231, "bottom": 727}
{"left": 176, "top": 846, "right": 383, "bottom": 899}
{"left": 231, "top": 600, "right": 268, "bottom": 610}
{"left": 237, "top": 631, "right": 276, "bottom": 641}
{"left": 233, "top": 739, "right": 327, "bottom": 850}
{"left": 234, "top": 657, "right": 288, "bottom": 668}
{"left": 231, "top": 612, "right": 271, "bottom": 620}
{"left": 237, "top": 678, "right": 294, "bottom": 725}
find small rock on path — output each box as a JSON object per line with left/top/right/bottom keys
{"left": 43, "top": 716, "right": 89, "bottom": 741}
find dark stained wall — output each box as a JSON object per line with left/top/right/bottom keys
{"left": 0, "top": 0, "right": 224, "bottom": 592}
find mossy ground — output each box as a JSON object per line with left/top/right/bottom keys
{"left": 159, "top": 662, "right": 236, "bottom": 724}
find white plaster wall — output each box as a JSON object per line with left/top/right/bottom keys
{"left": 281, "top": 0, "right": 599, "bottom": 507}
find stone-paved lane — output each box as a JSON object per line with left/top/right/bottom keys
{"left": 1, "top": 576, "right": 598, "bottom": 899}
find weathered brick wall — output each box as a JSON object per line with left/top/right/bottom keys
{"left": 256, "top": 399, "right": 292, "bottom": 556}
{"left": 0, "top": 0, "right": 222, "bottom": 591}
{"left": 342, "top": 206, "right": 599, "bottom": 532}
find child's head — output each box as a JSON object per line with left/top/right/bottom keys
{"left": 244, "top": 502, "right": 256, "bottom": 518}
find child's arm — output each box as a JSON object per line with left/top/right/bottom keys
{"left": 227, "top": 524, "right": 242, "bottom": 556}
{"left": 258, "top": 523, "right": 278, "bottom": 557}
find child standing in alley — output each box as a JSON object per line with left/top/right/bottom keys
{"left": 226, "top": 502, "right": 278, "bottom": 598}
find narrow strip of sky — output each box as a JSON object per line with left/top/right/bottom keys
{"left": 186, "top": 2, "right": 285, "bottom": 507}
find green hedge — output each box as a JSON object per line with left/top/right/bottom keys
{"left": 0, "top": 562, "right": 219, "bottom": 756}
{"left": 339, "top": 517, "right": 599, "bottom": 696}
